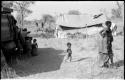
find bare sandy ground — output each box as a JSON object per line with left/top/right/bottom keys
{"left": 11, "top": 35, "right": 124, "bottom": 79}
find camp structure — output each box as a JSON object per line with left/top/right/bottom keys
{"left": 55, "top": 13, "right": 107, "bottom": 38}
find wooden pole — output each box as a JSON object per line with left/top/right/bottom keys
{"left": 22, "top": 13, "right": 23, "bottom": 28}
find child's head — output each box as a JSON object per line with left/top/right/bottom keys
{"left": 33, "top": 39, "right": 37, "bottom": 43}
{"left": 67, "top": 42, "right": 71, "bottom": 48}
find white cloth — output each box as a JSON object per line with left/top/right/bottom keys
{"left": 111, "top": 23, "right": 117, "bottom": 36}
{"left": 102, "top": 22, "right": 117, "bottom": 36}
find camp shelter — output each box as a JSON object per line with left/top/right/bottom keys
{"left": 55, "top": 14, "right": 107, "bottom": 38}
{"left": 56, "top": 13, "right": 107, "bottom": 30}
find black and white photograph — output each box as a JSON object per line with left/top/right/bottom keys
{"left": 1, "top": 1, "right": 124, "bottom": 79}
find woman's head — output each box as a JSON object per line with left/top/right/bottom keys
{"left": 105, "top": 21, "right": 112, "bottom": 28}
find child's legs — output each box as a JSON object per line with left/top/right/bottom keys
{"left": 69, "top": 53, "right": 72, "bottom": 61}
{"left": 65, "top": 54, "right": 69, "bottom": 61}
{"left": 69, "top": 56, "right": 72, "bottom": 61}
{"left": 108, "top": 45, "right": 114, "bottom": 64}
{"left": 108, "top": 48, "right": 114, "bottom": 65}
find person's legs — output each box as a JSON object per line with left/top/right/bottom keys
{"left": 110, "top": 56, "right": 114, "bottom": 65}
{"left": 68, "top": 53, "right": 72, "bottom": 62}
{"left": 109, "top": 53, "right": 114, "bottom": 67}
{"left": 69, "top": 56, "right": 72, "bottom": 62}
{"left": 108, "top": 46, "right": 114, "bottom": 67}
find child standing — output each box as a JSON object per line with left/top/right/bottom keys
{"left": 65, "top": 42, "right": 72, "bottom": 62}
{"left": 31, "top": 39, "right": 38, "bottom": 56}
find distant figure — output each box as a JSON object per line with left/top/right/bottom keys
{"left": 36, "top": 22, "right": 38, "bottom": 27}
{"left": 41, "top": 22, "right": 44, "bottom": 28}
{"left": 55, "top": 26, "right": 59, "bottom": 38}
{"left": 31, "top": 39, "right": 38, "bottom": 56}
{"left": 65, "top": 42, "right": 72, "bottom": 62}
{"left": 98, "top": 21, "right": 114, "bottom": 68}
{"left": 56, "top": 29, "right": 58, "bottom": 38}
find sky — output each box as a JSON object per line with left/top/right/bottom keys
{"left": 12, "top": 1, "right": 121, "bottom": 21}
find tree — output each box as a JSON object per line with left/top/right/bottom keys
{"left": 2, "top": 1, "right": 35, "bottom": 28}
{"left": 68, "top": 10, "right": 81, "bottom": 15}
{"left": 100, "top": 8, "right": 111, "bottom": 20}
{"left": 111, "top": 1, "right": 124, "bottom": 19}
{"left": 2, "top": 1, "right": 13, "bottom": 8}
{"left": 12, "top": 1, "right": 35, "bottom": 28}
{"left": 111, "top": 8, "right": 122, "bottom": 19}
{"left": 42, "top": 14, "right": 56, "bottom": 29}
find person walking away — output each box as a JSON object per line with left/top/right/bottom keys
{"left": 31, "top": 39, "right": 38, "bottom": 56}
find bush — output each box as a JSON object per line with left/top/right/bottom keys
{"left": 45, "top": 28, "right": 55, "bottom": 34}
{"left": 117, "top": 31, "right": 124, "bottom": 36}
{"left": 66, "top": 32, "right": 87, "bottom": 39}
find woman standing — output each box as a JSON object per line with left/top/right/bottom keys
{"left": 98, "top": 21, "right": 114, "bottom": 68}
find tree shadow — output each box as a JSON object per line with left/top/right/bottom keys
{"left": 114, "top": 60, "right": 124, "bottom": 67}
{"left": 12, "top": 48, "right": 64, "bottom": 78}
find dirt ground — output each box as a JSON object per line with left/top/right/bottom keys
{"left": 10, "top": 35, "right": 124, "bottom": 79}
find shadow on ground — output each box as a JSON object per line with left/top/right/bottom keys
{"left": 72, "top": 57, "right": 91, "bottom": 62}
{"left": 12, "top": 48, "right": 64, "bottom": 77}
{"left": 114, "top": 60, "right": 124, "bottom": 67}
{"left": 76, "top": 57, "right": 91, "bottom": 62}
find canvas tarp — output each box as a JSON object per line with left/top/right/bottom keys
{"left": 56, "top": 14, "right": 107, "bottom": 29}
{"left": 55, "top": 14, "right": 107, "bottom": 38}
